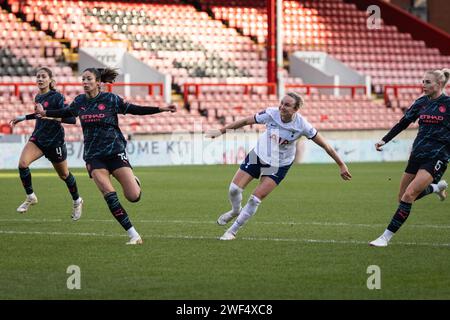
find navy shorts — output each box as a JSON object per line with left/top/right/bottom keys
{"left": 30, "top": 139, "right": 67, "bottom": 163}
{"left": 239, "top": 150, "right": 292, "bottom": 185}
{"left": 405, "top": 156, "right": 448, "bottom": 183}
{"left": 85, "top": 151, "right": 132, "bottom": 178}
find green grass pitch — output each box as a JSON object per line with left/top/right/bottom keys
{"left": 0, "top": 162, "right": 449, "bottom": 299}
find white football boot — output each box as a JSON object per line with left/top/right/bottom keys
{"left": 71, "top": 198, "right": 83, "bottom": 221}
{"left": 17, "top": 194, "right": 38, "bottom": 213}
{"left": 126, "top": 235, "right": 143, "bottom": 245}
{"left": 436, "top": 180, "right": 448, "bottom": 201}
{"left": 369, "top": 235, "right": 389, "bottom": 247}
{"left": 219, "top": 231, "right": 236, "bottom": 241}
{"left": 217, "top": 209, "right": 240, "bottom": 226}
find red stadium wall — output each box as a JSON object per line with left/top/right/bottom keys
{"left": 428, "top": 0, "right": 450, "bottom": 35}
{"left": 346, "top": 0, "right": 450, "bottom": 55}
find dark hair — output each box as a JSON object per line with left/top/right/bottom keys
{"left": 36, "top": 67, "right": 56, "bottom": 91}
{"left": 286, "top": 91, "right": 304, "bottom": 109}
{"left": 83, "top": 67, "right": 119, "bottom": 83}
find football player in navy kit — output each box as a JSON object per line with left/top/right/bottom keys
{"left": 35, "top": 67, "right": 176, "bottom": 245}
{"left": 208, "top": 92, "right": 352, "bottom": 240}
{"left": 10, "top": 67, "right": 83, "bottom": 220}
{"left": 370, "top": 69, "right": 449, "bottom": 247}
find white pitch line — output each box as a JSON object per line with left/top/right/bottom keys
{"left": 0, "top": 173, "right": 87, "bottom": 178}
{"left": 0, "top": 229, "right": 449, "bottom": 248}
{"left": 0, "top": 218, "right": 64, "bottom": 222}
{"left": 1, "top": 217, "right": 450, "bottom": 230}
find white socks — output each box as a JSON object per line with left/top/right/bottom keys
{"left": 382, "top": 229, "right": 394, "bottom": 241}
{"left": 127, "top": 226, "right": 139, "bottom": 238}
{"left": 228, "top": 194, "right": 261, "bottom": 235}
{"left": 431, "top": 183, "right": 439, "bottom": 193}
{"left": 229, "top": 182, "right": 243, "bottom": 214}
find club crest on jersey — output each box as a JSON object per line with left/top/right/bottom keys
{"left": 43, "top": 101, "right": 49, "bottom": 108}
{"left": 98, "top": 104, "right": 106, "bottom": 111}
{"left": 439, "top": 105, "right": 446, "bottom": 113}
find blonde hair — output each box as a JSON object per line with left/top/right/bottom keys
{"left": 286, "top": 91, "right": 304, "bottom": 109}
{"left": 426, "top": 68, "right": 450, "bottom": 89}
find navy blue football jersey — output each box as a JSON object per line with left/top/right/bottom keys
{"left": 30, "top": 91, "right": 67, "bottom": 148}
{"left": 404, "top": 94, "right": 450, "bottom": 161}
{"left": 66, "top": 92, "right": 132, "bottom": 161}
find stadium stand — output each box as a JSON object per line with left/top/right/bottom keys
{"left": 1, "top": 0, "right": 448, "bottom": 135}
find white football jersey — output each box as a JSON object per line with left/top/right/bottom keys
{"left": 254, "top": 107, "right": 317, "bottom": 166}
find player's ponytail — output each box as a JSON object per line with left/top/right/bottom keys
{"left": 83, "top": 67, "right": 119, "bottom": 83}
{"left": 83, "top": 67, "right": 119, "bottom": 92}
{"left": 426, "top": 68, "right": 450, "bottom": 89}
{"left": 442, "top": 68, "right": 450, "bottom": 88}
{"left": 99, "top": 68, "right": 119, "bottom": 83}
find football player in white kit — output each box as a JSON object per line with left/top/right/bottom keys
{"left": 208, "top": 92, "right": 352, "bottom": 240}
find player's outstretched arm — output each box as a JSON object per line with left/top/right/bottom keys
{"left": 206, "top": 116, "right": 256, "bottom": 138}
{"left": 159, "top": 104, "right": 177, "bottom": 113}
{"left": 9, "top": 114, "right": 37, "bottom": 127}
{"left": 376, "top": 116, "right": 412, "bottom": 151}
{"left": 125, "top": 103, "right": 177, "bottom": 115}
{"left": 35, "top": 102, "right": 74, "bottom": 118}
